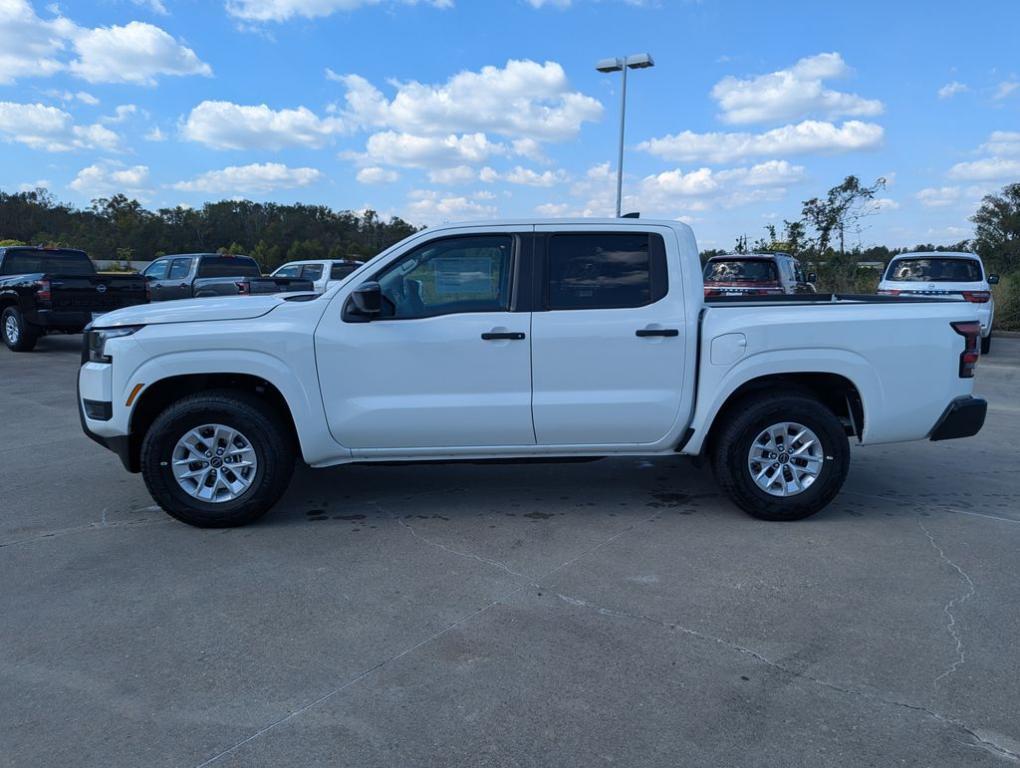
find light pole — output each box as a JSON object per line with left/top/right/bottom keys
{"left": 596, "top": 53, "right": 654, "bottom": 218}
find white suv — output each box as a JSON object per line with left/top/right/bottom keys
{"left": 878, "top": 252, "right": 998, "bottom": 353}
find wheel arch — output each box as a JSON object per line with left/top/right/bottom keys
{"left": 693, "top": 371, "right": 866, "bottom": 459}
{"left": 126, "top": 373, "right": 301, "bottom": 473}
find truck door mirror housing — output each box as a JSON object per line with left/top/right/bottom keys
{"left": 344, "top": 281, "right": 383, "bottom": 322}
{"left": 807, "top": 272, "right": 817, "bottom": 283}
{"left": 988, "top": 274, "right": 999, "bottom": 285}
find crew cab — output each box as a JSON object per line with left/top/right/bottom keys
{"left": 270, "top": 259, "right": 364, "bottom": 294}
{"left": 1, "top": 246, "right": 148, "bottom": 352}
{"left": 878, "top": 251, "right": 998, "bottom": 353}
{"left": 703, "top": 252, "right": 815, "bottom": 297}
{"left": 78, "top": 220, "right": 987, "bottom": 528}
{"left": 142, "top": 253, "right": 313, "bottom": 301}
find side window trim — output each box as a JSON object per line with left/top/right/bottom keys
{"left": 363, "top": 233, "right": 521, "bottom": 321}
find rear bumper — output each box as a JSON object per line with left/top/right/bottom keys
{"left": 32, "top": 309, "right": 93, "bottom": 329}
{"left": 929, "top": 396, "right": 987, "bottom": 441}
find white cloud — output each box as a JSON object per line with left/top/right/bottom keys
{"left": 18, "top": 179, "right": 51, "bottom": 192}
{"left": 357, "top": 131, "right": 507, "bottom": 169}
{"left": 75, "top": 90, "right": 99, "bottom": 105}
{"left": 947, "top": 157, "right": 1020, "bottom": 181}
{"left": 182, "top": 100, "right": 347, "bottom": 150}
{"left": 484, "top": 166, "right": 569, "bottom": 187}
{"left": 916, "top": 186, "right": 962, "bottom": 207}
{"left": 69, "top": 21, "right": 211, "bottom": 84}
{"left": 145, "top": 126, "right": 167, "bottom": 141}
{"left": 872, "top": 197, "right": 899, "bottom": 211}
{"left": 638, "top": 119, "right": 883, "bottom": 163}
{"left": 993, "top": 80, "right": 1019, "bottom": 100}
{"left": 711, "top": 52, "right": 883, "bottom": 124}
{"left": 937, "top": 81, "right": 968, "bottom": 99}
{"left": 336, "top": 60, "right": 602, "bottom": 141}
{"left": 0, "top": 101, "right": 119, "bottom": 151}
{"left": 642, "top": 160, "right": 805, "bottom": 198}
{"left": 427, "top": 165, "right": 477, "bottom": 184}
{"left": 405, "top": 189, "right": 497, "bottom": 225}
{"left": 981, "top": 131, "right": 1020, "bottom": 155}
{"left": 356, "top": 166, "right": 399, "bottom": 184}
{"left": 69, "top": 163, "right": 151, "bottom": 197}
{"left": 102, "top": 104, "right": 138, "bottom": 124}
{"left": 0, "top": 0, "right": 73, "bottom": 84}
{"left": 131, "top": 0, "right": 169, "bottom": 14}
{"left": 534, "top": 202, "right": 576, "bottom": 216}
{"left": 226, "top": 0, "right": 451, "bottom": 23}
{"left": 171, "top": 163, "right": 322, "bottom": 194}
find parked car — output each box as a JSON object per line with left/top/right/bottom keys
{"left": 270, "top": 259, "right": 364, "bottom": 294}
{"left": 703, "top": 252, "right": 815, "bottom": 297}
{"left": 878, "top": 251, "right": 998, "bottom": 353}
{"left": 1, "top": 246, "right": 148, "bottom": 352}
{"left": 142, "top": 254, "right": 313, "bottom": 301}
{"left": 79, "top": 219, "right": 986, "bottom": 528}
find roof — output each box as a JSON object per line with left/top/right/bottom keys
{"left": 891, "top": 251, "right": 979, "bottom": 260}
{"left": 707, "top": 252, "right": 790, "bottom": 260}
{"left": 423, "top": 217, "right": 695, "bottom": 233}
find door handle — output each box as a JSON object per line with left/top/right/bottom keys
{"left": 481, "top": 331, "right": 526, "bottom": 341}
{"left": 636, "top": 328, "right": 679, "bottom": 338}
{"left": 178, "top": 283, "right": 188, "bottom": 288}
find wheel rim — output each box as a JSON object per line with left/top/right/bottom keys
{"left": 4, "top": 314, "right": 18, "bottom": 344}
{"left": 746, "top": 421, "right": 824, "bottom": 497}
{"left": 171, "top": 423, "right": 258, "bottom": 503}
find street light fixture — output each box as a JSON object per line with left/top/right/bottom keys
{"left": 595, "top": 53, "right": 655, "bottom": 217}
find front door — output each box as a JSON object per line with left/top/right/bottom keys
{"left": 530, "top": 227, "right": 688, "bottom": 446}
{"left": 315, "top": 230, "right": 535, "bottom": 451}
{"left": 150, "top": 257, "right": 193, "bottom": 301}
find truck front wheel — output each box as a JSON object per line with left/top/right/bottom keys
{"left": 140, "top": 390, "right": 295, "bottom": 527}
{"left": 711, "top": 394, "right": 850, "bottom": 521}
{"left": 2, "top": 307, "right": 39, "bottom": 352}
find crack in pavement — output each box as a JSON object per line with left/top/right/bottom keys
{"left": 845, "top": 490, "right": 1020, "bottom": 526}
{"left": 555, "top": 593, "right": 1020, "bottom": 763}
{"left": 0, "top": 510, "right": 169, "bottom": 549}
{"left": 918, "top": 519, "right": 977, "bottom": 688}
{"left": 192, "top": 509, "right": 664, "bottom": 767}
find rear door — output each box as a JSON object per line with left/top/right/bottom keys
{"left": 530, "top": 226, "right": 688, "bottom": 445}
{"left": 150, "top": 257, "right": 194, "bottom": 300}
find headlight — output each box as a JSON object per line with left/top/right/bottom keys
{"left": 84, "top": 326, "right": 143, "bottom": 364}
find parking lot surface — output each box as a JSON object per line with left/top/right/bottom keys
{"left": 2, "top": 334, "right": 1019, "bottom": 767}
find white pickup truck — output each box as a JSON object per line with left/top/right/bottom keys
{"left": 78, "top": 220, "right": 988, "bottom": 528}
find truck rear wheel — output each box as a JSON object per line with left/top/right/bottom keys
{"left": 711, "top": 394, "right": 850, "bottom": 521}
{"left": 140, "top": 390, "right": 295, "bottom": 527}
{"left": 2, "top": 307, "right": 39, "bottom": 352}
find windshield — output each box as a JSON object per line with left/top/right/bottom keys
{"left": 197, "top": 256, "right": 262, "bottom": 278}
{"left": 703, "top": 259, "right": 778, "bottom": 283}
{"left": 885, "top": 257, "right": 982, "bottom": 283}
{"left": 0, "top": 249, "right": 95, "bottom": 276}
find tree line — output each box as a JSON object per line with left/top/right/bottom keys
{"left": 0, "top": 190, "right": 420, "bottom": 271}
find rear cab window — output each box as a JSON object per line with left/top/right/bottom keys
{"left": 545, "top": 233, "right": 667, "bottom": 310}
{"left": 704, "top": 259, "right": 778, "bottom": 284}
{"left": 301, "top": 264, "right": 324, "bottom": 280}
{"left": 0, "top": 249, "right": 95, "bottom": 276}
{"left": 885, "top": 257, "right": 983, "bottom": 282}
{"left": 197, "top": 256, "right": 262, "bottom": 278}
{"left": 331, "top": 263, "right": 360, "bottom": 280}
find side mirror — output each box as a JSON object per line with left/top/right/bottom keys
{"left": 988, "top": 274, "right": 1000, "bottom": 285}
{"left": 344, "top": 281, "right": 382, "bottom": 322}
{"left": 807, "top": 272, "right": 817, "bottom": 283}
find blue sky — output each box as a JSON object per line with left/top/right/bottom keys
{"left": 1, "top": 0, "right": 1018, "bottom": 249}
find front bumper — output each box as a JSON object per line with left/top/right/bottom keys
{"left": 929, "top": 396, "right": 987, "bottom": 441}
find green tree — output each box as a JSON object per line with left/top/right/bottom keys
{"left": 971, "top": 182, "right": 1020, "bottom": 276}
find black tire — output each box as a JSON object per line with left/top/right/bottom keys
{"left": 981, "top": 333, "right": 991, "bottom": 355}
{"left": 2, "top": 306, "right": 39, "bottom": 352}
{"left": 711, "top": 394, "right": 850, "bottom": 521}
{"left": 140, "top": 390, "right": 295, "bottom": 527}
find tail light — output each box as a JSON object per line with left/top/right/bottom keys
{"left": 877, "top": 289, "right": 901, "bottom": 296}
{"left": 951, "top": 321, "right": 981, "bottom": 377}
{"left": 235, "top": 281, "right": 249, "bottom": 295}
{"left": 961, "top": 290, "right": 991, "bottom": 303}
{"left": 35, "top": 279, "right": 51, "bottom": 303}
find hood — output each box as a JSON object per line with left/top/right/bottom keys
{"left": 91, "top": 295, "right": 285, "bottom": 328}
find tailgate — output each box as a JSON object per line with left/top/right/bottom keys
{"left": 49, "top": 274, "right": 148, "bottom": 311}
{"left": 249, "top": 278, "right": 314, "bottom": 294}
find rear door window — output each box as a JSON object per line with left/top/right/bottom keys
{"left": 331, "top": 263, "right": 360, "bottom": 280}
{"left": 545, "top": 233, "right": 666, "bottom": 310}
{"left": 886, "top": 258, "right": 982, "bottom": 282}
{"left": 168, "top": 258, "right": 193, "bottom": 279}
{"left": 301, "top": 264, "right": 324, "bottom": 280}
{"left": 197, "top": 256, "right": 261, "bottom": 278}
{"left": 703, "top": 259, "right": 778, "bottom": 283}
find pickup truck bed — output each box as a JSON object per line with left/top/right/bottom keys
{"left": 77, "top": 219, "right": 987, "bottom": 528}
